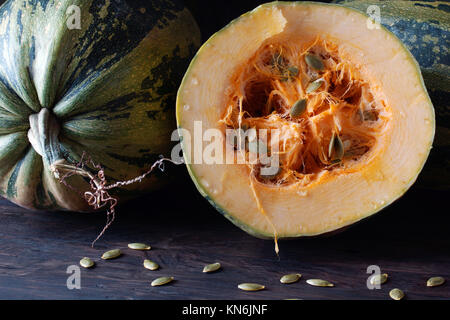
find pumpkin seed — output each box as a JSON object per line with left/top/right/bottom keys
{"left": 143, "top": 259, "right": 159, "bottom": 271}
{"left": 290, "top": 99, "right": 307, "bottom": 118}
{"left": 305, "top": 53, "right": 324, "bottom": 71}
{"left": 203, "top": 262, "right": 221, "bottom": 273}
{"left": 389, "top": 288, "right": 404, "bottom": 300}
{"left": 151, "top": 276, "right": 174, "bottom": 287}
{"left": 128, "top": 243, "right": 151, "bottom": 250}
{"left": 287, "top": 66, "right": 299, "bottom": 77}
{"left": 369, "top": 273, "right": 388, "bottom": 286}
{"left": 306, "top": 78, "right": 325, "bottom": 93}
{"left": 101, "top": 249, "right": 121, "bottom": 260}
{"left": 79, "top": 257, "right": 95, "bottom": 268}
{"left": 427, "top": 276, "right": 445, "bottom": 287}
{"left": 280, "top": 273, "right": 302, "bottom": 284}
{"left": 328, "top": 131, "right": 344, "bottom": 162}
{"left": 306, "top": 279, "right": 334, "bottom": 287}
{"left": 238, "top": 283, "right": 265, "bottom": 291}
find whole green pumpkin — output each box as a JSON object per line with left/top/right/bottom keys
{"left": 0, "top": 0, "right": 201, "bottom": 211}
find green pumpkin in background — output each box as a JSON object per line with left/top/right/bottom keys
{"left": 0, "top": 0, "right": 201, "bottom": 211}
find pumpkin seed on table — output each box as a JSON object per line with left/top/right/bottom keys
{"left": 79, "top": 257, "right": 95, "bottom": 268}
{"left": 280, "top": 273, "right": 302, "bottom": 284}
{"left": 305, "top": 53, "right": 324, "bottom": 71}
{"left": 143, "top": 259, "right": 159, "bottom": 271}
{"left": 389, "top": 288, "right": 405, "bottom": 300}
{"left": 427, "top": 276, "right": 445, "bottom": 287}
{"left": 290, "top": 99, "right": 307, "bottom": 118}
{"left": 101, "top": 249, "right": 121, "bottom": 260}
{"left": 238, "top": 283, "right": 265, "bottom": 291}
{"left": 306, "top": 279, "right": 334, "bottom": 287}
{"left": 151, "top": 276, "right": 174, "bottom": 287}
{"left": 203, "top": 262, "right": 221, "bottom": 273}
{"left": 369, "top": 273, "right": 388, "bottom": 286}
{"left": 128, "top": 243, "right": 151, "bottom": 250}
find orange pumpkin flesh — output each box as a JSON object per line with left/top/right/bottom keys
{"left": 176, "top": 2, "right": 435, "bottom": 247}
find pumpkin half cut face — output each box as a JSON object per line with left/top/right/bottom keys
{"left": 176, "top": 2, "right": 435, "bottom": 246}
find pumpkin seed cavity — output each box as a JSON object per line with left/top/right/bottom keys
{"left": 79, "top": 257, "right": 95, "bottom": 268}
{"left": 203, "top": 262, "right": 221, "bottom": 273}
{"left": 389, "top": 288, "right": 404, "bottom": 300}
{"left": 221, "top": 39, "right": 388, "bottom": 188}
{"left": 101, "top": 249, "right": 121, "bottom": 260}
{"left": 151, "top": 276, "right": 174, "bottom": 287}
{"left": 306, "top": 279, "right": 334, "bottom": 287}
{"left": 280, "top": 273, "right": 302, "bottom": 284}
{"left": 238, "top": 283, "right": 265, "bottom": 291}
{"left": 128, "top": 243, "right": 151, "bottom": 250}
{"left": 427, "top": 276, "right": 445, "bottom": 287}
{"left": 144, "top": 259, "right": 159, "bottom": 271}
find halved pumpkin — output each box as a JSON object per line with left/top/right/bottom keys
{"left": 176, "top": 2, "right": 435, "bottom": 246}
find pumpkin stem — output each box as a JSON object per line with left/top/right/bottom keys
{"left": 28, "top": 108, "right": 65, "bottom": 178}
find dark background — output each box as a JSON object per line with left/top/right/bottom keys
{"left": 0, "top": 0, "right": 449, "bottom": 300}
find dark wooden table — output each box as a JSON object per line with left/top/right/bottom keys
{"left": 0, "top": 167, "right": 449, "bottom": 300}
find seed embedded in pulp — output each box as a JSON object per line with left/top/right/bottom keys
{"left": 280, "top": 273, "right": 302, "bottom": 284}
{"left": 287, "top": 66, "right": 299, "bottom": 77}
{"left": 306, "top": 279, "right": 334, "bottom": 287}
{"left": 427, "top": 276, "right": 445, "bottom": 287}
{"left": 128, "top": 243, "right": 151, "bottom": 250}
{"left": 203, "top": 262, "right": 221, "bottom": 273}
{"left": 306, "top": 78, "right": 325, "bottom": 93}
{"left": 79, "top": 257, "right": 95, "bottom": 268}
{"left": 151, "top": 276, "right": 174, "bottom": 287}
{"left": 143, "top": 259, "right": 159, "bottom": 271}
{"left": 238, "top": 283, "right": 265, "bottom": 291}
{"left": 305, "top": 53, "right": 324, "bottom": 71}
{"left": 328, "top": 131, "right": 344, "bottom": 162}
{"left": 290, "top": 99, "right": 307, "bottom": 118}
{"left": 101, "top": 249, "right": 121, "bottom": 260}
{"left": 389, "top": 288, "right": 404, "bottom": 300}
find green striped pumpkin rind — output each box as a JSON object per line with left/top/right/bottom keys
{"left": 0, "top": 0, "right": 201, "bottom": 210}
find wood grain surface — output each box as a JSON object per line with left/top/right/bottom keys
{"left": 0, "top": 167, "right": 448, "bottom": 300}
